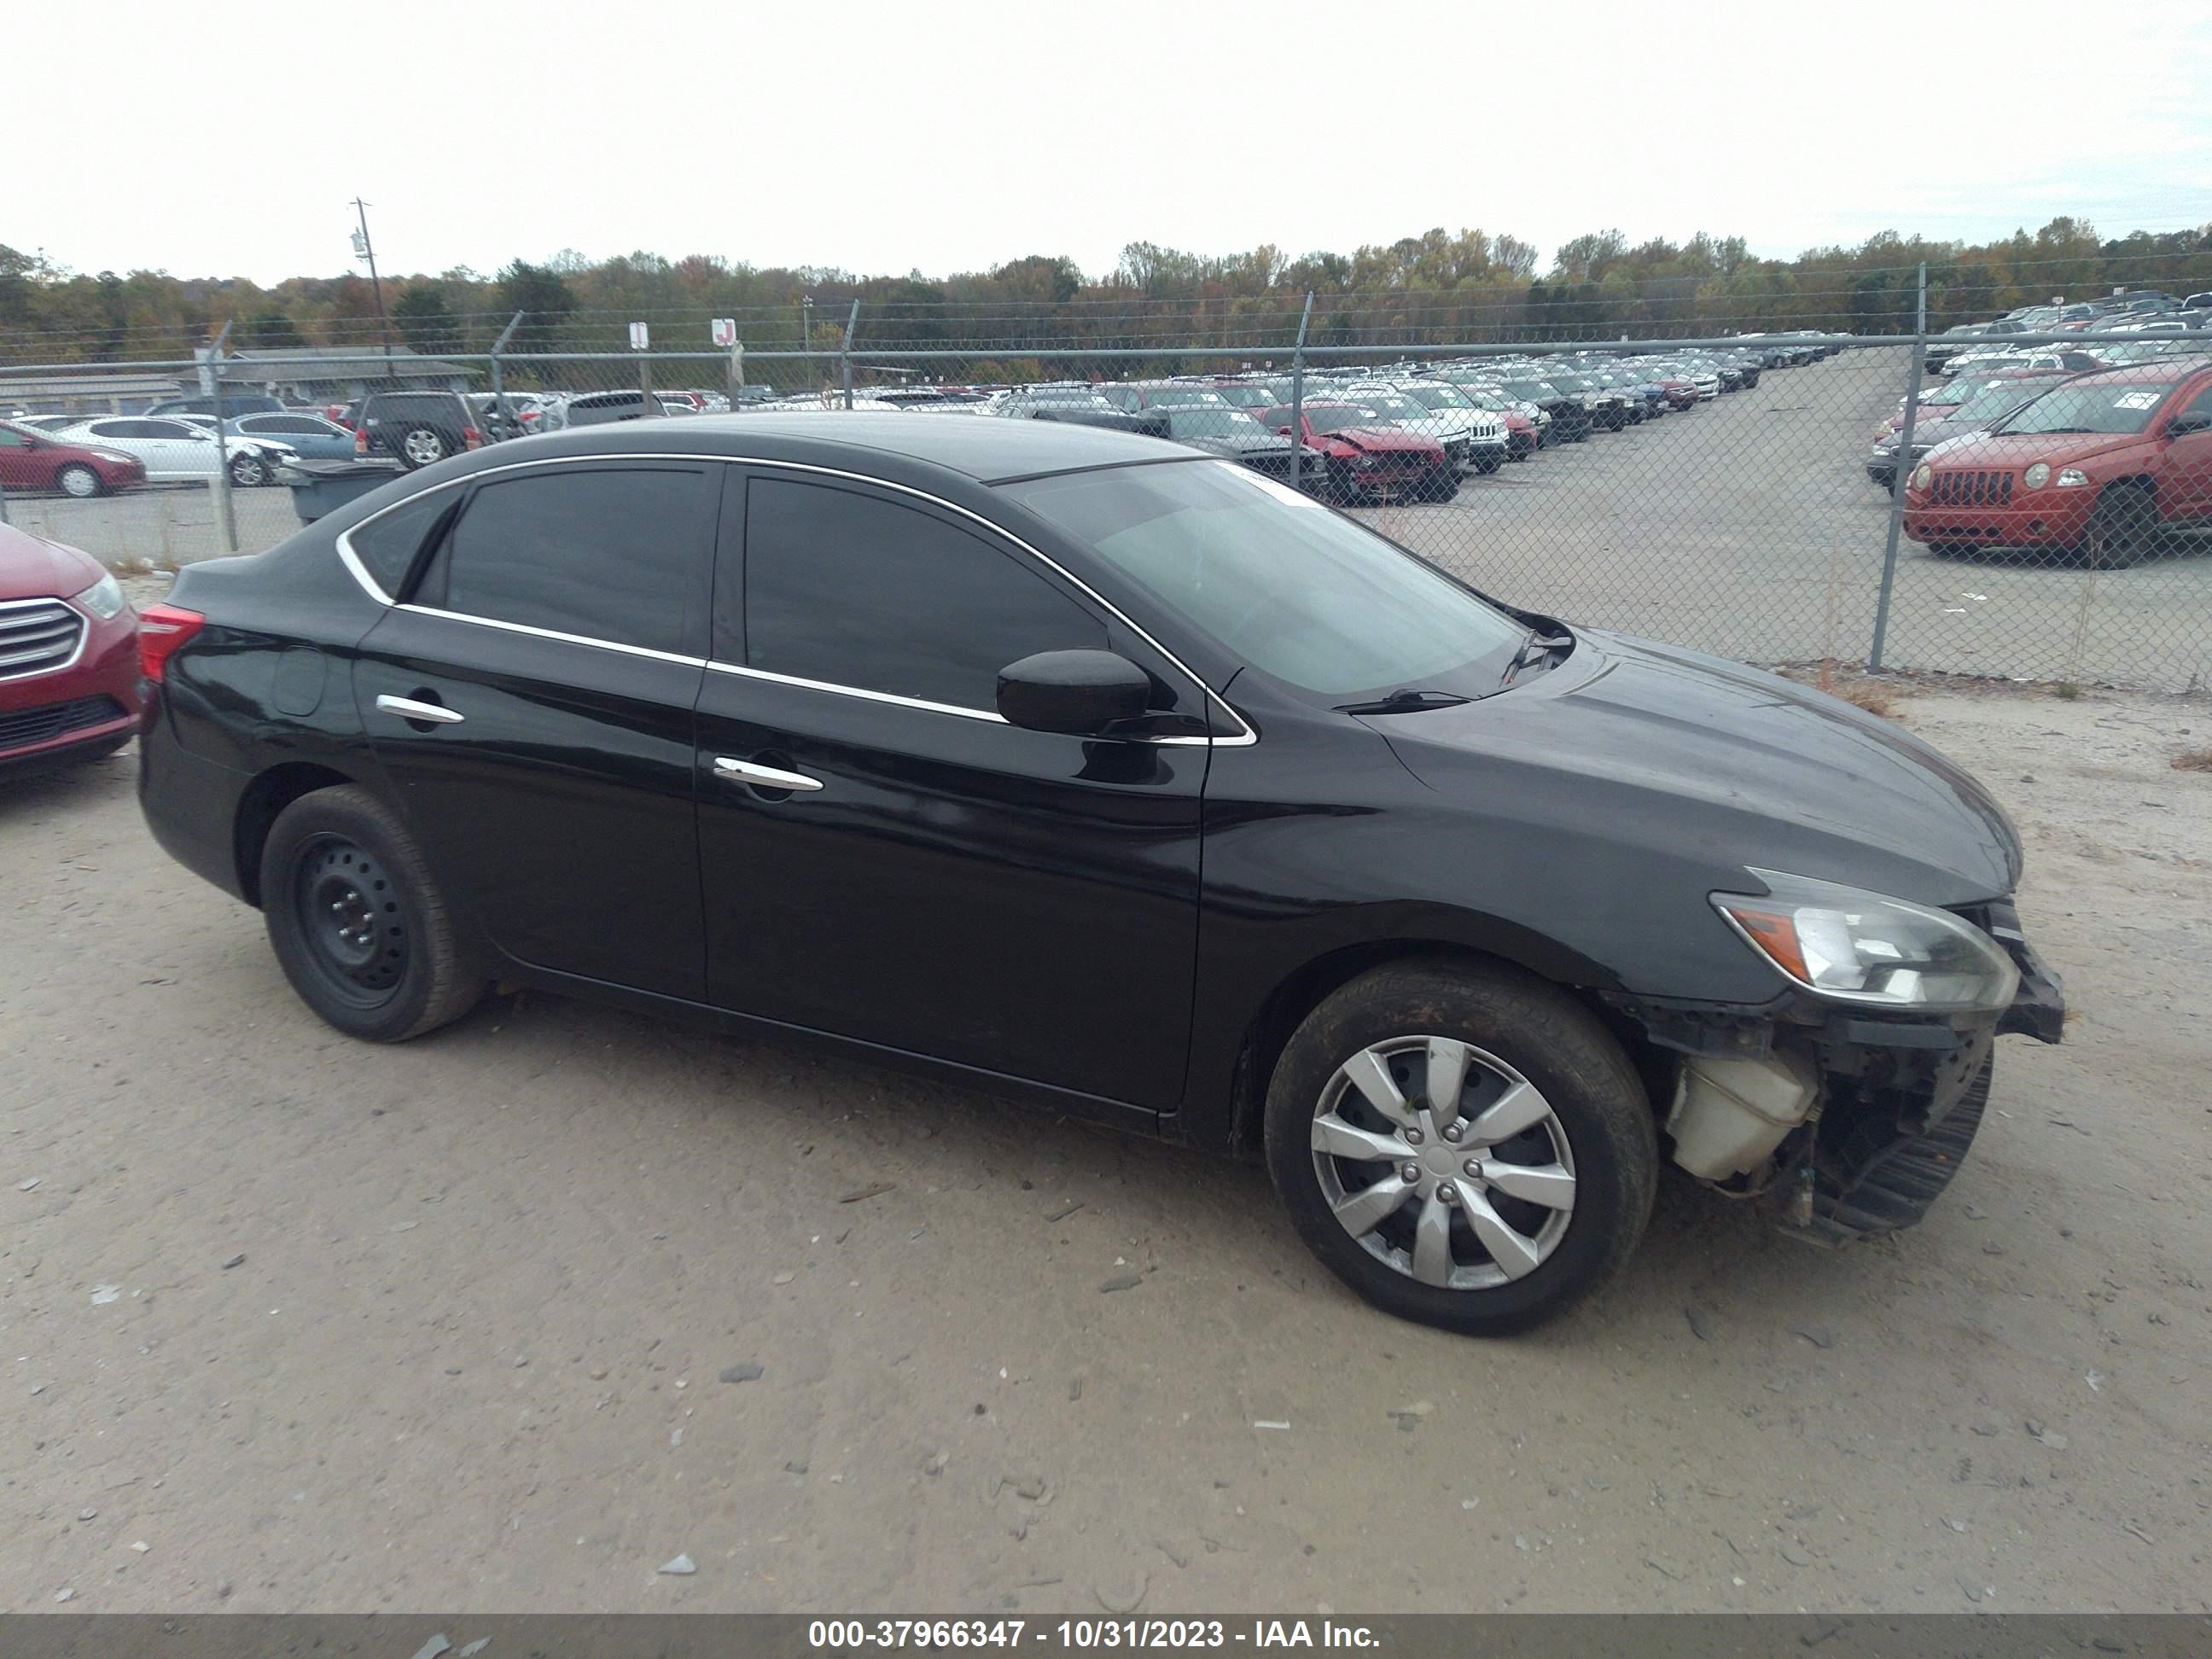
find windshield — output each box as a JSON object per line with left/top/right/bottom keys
{"left": 1164, "top": 408, "right": 1271, "bottom": 439}
{"left": 1499, "top": 381, "right": 1557, "bottom": 399}
{"left": 1001, "top": 460, "right": 1526, "bottom": 700}
{"left": 1212, "top": 384, "right": 1274, "bottom": 408}
{"left": 1993, "top": 380, "right": 2180, "bottom": 436}
{"left": 1138, "top": 387, "right": 1225, "bottom": 409}
{"left": 1351, "top": 393, "right": 1426, "bottom": 421}
{"left": 1302, "top": 405, "right": 1389, "bottom": 434}
{"left": 1400, "top": 385, "right": 1474, "bottom": 410}
{"left": 1950, "top": 379, "right": 2062, "bottom": 424}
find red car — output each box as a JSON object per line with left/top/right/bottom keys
{"left": 1903, "top": 362, "right": 2212, "bottom": 568}
{"left": 0, "top": 524, "right": 143, "bottom": 773}
{"left": 1259, "top": 403, "right": 1455, "bottom": 503}
{"left": 0, "top": 419, "right": 148, "bottom": 499}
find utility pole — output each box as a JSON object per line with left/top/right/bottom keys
{"left": 351, "top": 197, "right": 396, "bottom": 387}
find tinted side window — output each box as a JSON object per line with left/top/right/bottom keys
{"left": 346, "top": 487, "right": 454, "bottom": 597}
{"left": 436, "top": 467, "right": 711, "bottom": 655}
{"left": 741, "top": 478, "right": 1105, "bottom": 710}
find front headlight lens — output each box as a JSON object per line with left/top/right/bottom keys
{"left": 2023, "top": 462, "right": 2050, "bottom": 489}
{"left": 2055, "top": 467, "right": 2089, "bottom": 487}
{"left": 1712, "top": 869, "right": 2019, "bottom": 1012}
{"left": 1912, "top": 463, "right": 1933, "bottom": 491}
{"left": 72, "top": 571, "right": 126, "bottom": 620}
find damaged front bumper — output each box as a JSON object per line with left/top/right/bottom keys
{"left": 1605, "top": 903, "right": 2064, "bottom": 1244}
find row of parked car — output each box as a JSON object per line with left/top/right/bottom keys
{"left": 952, "top": 336, "right": 1831, "bottom": 505}
{"left": 0, "top": 331, "right": 1836, "bottom": 501}
{"left": 1926, "top": 289, "right": 2211, "bottom": 375}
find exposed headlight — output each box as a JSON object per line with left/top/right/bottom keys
{"left": 2054, "top": 467, "right": 2089, "bottom": 487}
{"left": 72, "top": 571, "right": 126, "bottom": 620}
{"left": 1912, "top": 463, "right": 1933, "bottom": 491}
{"left": 2023, "top": 463, "right": 2050, "bottom": 489}
{"left": 1712, "top": 869, "right": 2019, "bottom": 1013}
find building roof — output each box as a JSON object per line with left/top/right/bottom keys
{"left": 222, "top": 346, "right": 470, "bottom": 381}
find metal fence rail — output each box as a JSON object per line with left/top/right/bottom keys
{"left": 4, "top": 295, "right": 2209, "bottom": 695}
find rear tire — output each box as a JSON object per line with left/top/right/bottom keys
{"left": 259, "top": 784, "right": 486, "bottom": 1043}
{"left": 1263, "top": 959, "right": 1658, "bottom": 1336}
{"left": 398, "top": 426, "right": 451, "bottom": 469}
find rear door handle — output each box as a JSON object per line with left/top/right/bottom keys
{"left": 713, "top": 756, "right": 824, "bottom": 793}
{"left": 375, "top": 694, "right": 465, "bottom": 725}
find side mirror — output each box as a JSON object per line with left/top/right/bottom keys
{"left": 2166, "top": 410, "right": 2212, "bottom": 439}
{"left": 996, "top": 649, "right": 1152, "bottom": 736}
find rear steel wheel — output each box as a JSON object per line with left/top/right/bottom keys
{"left": 261, "top": 784, "right": 486, "bottom": 1042}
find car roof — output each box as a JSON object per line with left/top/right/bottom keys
{"left": 2061, "top": 359, "right": 2212, "bottom": 388}
{"left": 459, "top": 410, "right": 1189, "bottom": 486}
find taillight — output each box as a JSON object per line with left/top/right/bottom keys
{"left": 137, "top": 603, "right": 206, "bottom": 683}
{"left": 463, "top": 426, "right": 482, "bottom": 450}
{"left": 353, "top": 423, "right": 369, "bottom": 455}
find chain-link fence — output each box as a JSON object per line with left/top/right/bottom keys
{"left": 5, "top": 278, "right": 2210, "bottom": 691}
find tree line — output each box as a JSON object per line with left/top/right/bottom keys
{"left": 3, "top": 218, "right": 2209, "bottom": 367}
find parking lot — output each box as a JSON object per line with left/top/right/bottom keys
{"left": 11, "top": 349, "right": 2210, "bottom": 690}
{"left": 4, "top": 678, "right": 2208, "bottom": 1615}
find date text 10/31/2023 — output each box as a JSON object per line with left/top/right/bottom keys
{"left": 806, "top": 1621, "right": 1383, "bottom": 1650}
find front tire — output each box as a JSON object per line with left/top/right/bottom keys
{"left": 259, "top": 785, "right": 486, "bottom": 1043}
{"left": 2080, "top": 486, "right": 2151, "bottom": 570}
{"left": 228, "top": 453, "right": 270, "bottom": 488}
{"left": 1263, "top": 959, "right": 1658, "bottom": 1336}
{"left": 56, "top": 463, "right": 105, "bottom": 498}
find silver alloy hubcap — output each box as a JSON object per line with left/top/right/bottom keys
{"left": 61, "top": 469, "right": 98, "bottom": 498}
{"left": 1310, "top": 1035, "right": 1576, "bottom": 1290}
{"left": 404, "top": 432, "right": 443, "bottom": 465}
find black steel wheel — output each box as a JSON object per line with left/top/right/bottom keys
{"left": 260, "top": 784, "right": 486, "bottom": 1042}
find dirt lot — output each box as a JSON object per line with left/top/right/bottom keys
{"left": 3, "top": 680, "right": 2209, "bottom": 1615}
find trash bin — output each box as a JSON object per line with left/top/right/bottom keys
{"left": 279, "top": 458, "right": 407, "bottom": 524}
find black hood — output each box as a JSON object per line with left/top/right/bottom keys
{"left": 1364, "top": 629, "right": 2021, "bottom": 907}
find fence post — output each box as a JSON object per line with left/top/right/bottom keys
{"left": 489, "top": 310, "right": 524, "bottom": 428}
{"left": 1868, "top": 262, "right": 1927, "bottom": 672}
{"left": 1289, "top": 291, "right": 1313, "bottom": 489}
{"left": 841, "top": 300, "right": 860, "bottom": 410}
{"left": 207, "top": 319, "right": 239, "bottom": 555}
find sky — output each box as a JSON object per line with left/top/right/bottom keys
{"left": 11, "top": 1, "right": 2211, "bottom": 286}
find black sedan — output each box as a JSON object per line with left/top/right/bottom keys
{"left": 135, "top": 416, "right": 2063, "bottom": 1335}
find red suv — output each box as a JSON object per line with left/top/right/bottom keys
{"left": 1903, "top": 361, "right": 2212, "bottom": 567}
{"left": 0, "top": 524, "right": 143, "bottom": 773}
{"left": 1260, "top": 403, "right": 1455, "bottom": 503}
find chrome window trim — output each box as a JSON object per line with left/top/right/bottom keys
{"left": 335, "top": 451, "right": 1257, "bottom": 747}
{"left": 0, "top": 593, "right": 93, "bottom": 682}
{"left": 393, "top": 603, "right": 706, "bottom": 668}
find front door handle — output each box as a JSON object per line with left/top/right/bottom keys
{"left": 713, "top": 755, "right": 824, "bottom": 793}
{"left": 375, "top": 693, "right": 464, "bottom": 725}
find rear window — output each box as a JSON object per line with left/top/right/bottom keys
{"left": 367, "top": 395, "right": 455, "bottom": 420}
{"left": 346, "top": 487, "right": 454, "bottom": 598}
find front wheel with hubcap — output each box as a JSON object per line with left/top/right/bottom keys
{"left": 1265, "top": 960, "right": 1657, "bottom": 1336}
{"left": 56, "top": 463, "right": 104, "bottom": 498}
{"left": 229, "top": 453, "right": 270, "bottom": 488}
{"left": 260, "top": 784, "right": 486, "bottom": 1042}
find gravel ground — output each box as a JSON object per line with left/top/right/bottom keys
{"left": 2, "top": 678, "right": 2208, "bottom": 1615}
